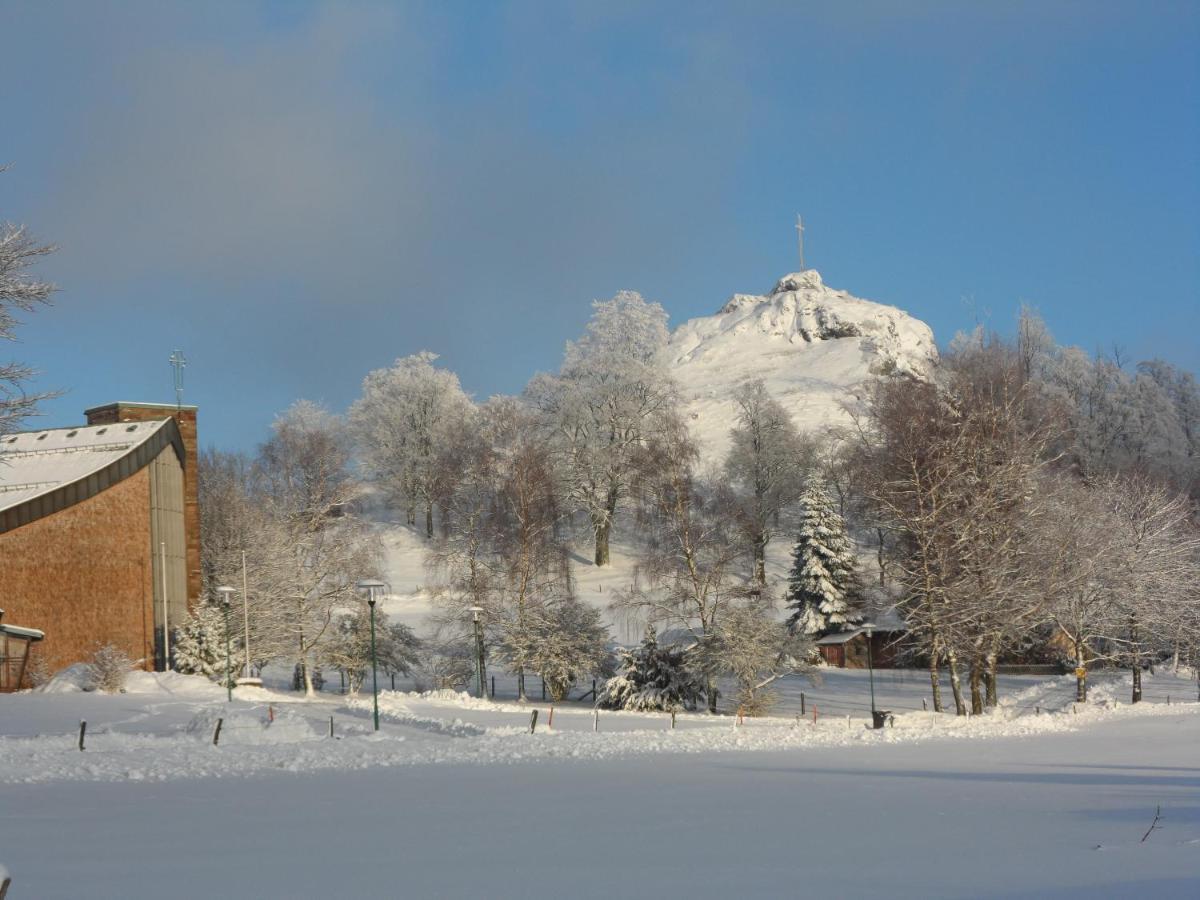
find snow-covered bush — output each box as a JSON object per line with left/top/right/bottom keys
{"left": 412, "top": 640, "right": 474, "bottom": 692}
{"left": 86, "top": 643, "right": 133, "bottom": 693}
{"left": 24, "top": 652, "right": 51, "bottom": 688}
{"left": 597, "top": 626, "right": 703, "bottom": 712}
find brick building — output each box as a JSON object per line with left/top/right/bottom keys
{"left": 0, "top": 402, "right": 199, "bottom": 684}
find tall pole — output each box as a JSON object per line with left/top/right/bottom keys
{"left": 368, "top": 595, "right": 380, "bottom": 732}
{"left": 241, "top": 550, "right": 251, "bottom": 678}
{"left": 471, "top": 607, "right": 486, "bottom": 701}
{"left": 866, "top": 628, "right": 877, "bottom": 715}
{"left": 160, "top": 540, "right": 170, "bottom": 671}
{"left": 223, "top": 598, "right": 232, "bottom": 702}
{"left": 216, "top": 586, "right": 236, "bottom": 702}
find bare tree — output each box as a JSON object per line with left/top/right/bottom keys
{"left": 610, "top": 414, "right": 748, "bottom": 712}
{"left": 254, "top": 401, "right": 378, "bottom": 696}
{"left": 724, "top": 379, "right": 812, "bottom": 585}
{"left": 0, "top": 178, "right": 56, "bottom": 436}
{"left": 428, "top": 398, "right": 577, "bottom": 700}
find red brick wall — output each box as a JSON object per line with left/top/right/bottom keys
{"left": 0, "top": 466, "right": 157, "bottom": 674}
{"left": 85, "top": 404, "right": 200, "bottom": 609}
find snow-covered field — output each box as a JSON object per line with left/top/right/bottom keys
{"left": 1, "top": 668, "right": 1196, "bottom": 897}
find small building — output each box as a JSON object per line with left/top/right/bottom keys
{"left": 0, "top": 402, "right": 200, "bottom": 678}
{"left": 0, "top": 610, "right": 45, "bottom": 692}
{"left": 816, "top": 625, "right": 907, "bottom": 669}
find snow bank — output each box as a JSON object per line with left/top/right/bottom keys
{"left": 184, "top": 708, "right": 320, "bottom": 746}
{"left": 35, "top": 664, "right": 92, "bottom": 694}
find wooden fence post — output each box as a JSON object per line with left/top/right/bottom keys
{"left": 548, "top": 706, "right": 555, "bottom": 728}
{"left": 671, "top": 710, "right": 676, "bottom": 730}
{"left": 812, "top": 705, "right": 818, "bottom": 723}
{"left": 593, "top": 708, "right": 599, "bottom": 732}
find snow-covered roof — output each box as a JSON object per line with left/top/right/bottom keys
{"left": 0, "top": 419, "right": 177, "bottom": 515}
{"left": 0, "top": 623, "right": 45, "bottom": 640}
{"left": 814, "top": 623, "right": 908, "bottom": 645}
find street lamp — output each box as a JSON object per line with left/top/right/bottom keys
{"left": 357, "top": 579, "right": 387, "bottom": 732}
{"left": 864, "top": 623, "right": 879, "bottom": 728}
{"left": 469, "top": 606, "right": 486, "bottom": 701}
{"left": 215, "top": 586, "right": 236, "bottom": 703}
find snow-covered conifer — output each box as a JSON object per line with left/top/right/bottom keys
{"left": 597, "top": 626, "right": 702, "bottom": 712}
{"left": 785, "top": 484, "right": 861, "bottom": 637}
{"left": 173, "top": 602, "right": 235, "bottom": 684}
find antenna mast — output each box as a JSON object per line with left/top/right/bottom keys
{"left": 169, "top": 350, "right": 187, "bottom": 412}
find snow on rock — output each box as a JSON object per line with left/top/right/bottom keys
{"left": 669, "top": 270, "right": 937, "bottom": 461}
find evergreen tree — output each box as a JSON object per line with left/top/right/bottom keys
{"left": 174, "top": 603, "right": 235, "bottom": 684}
{"left": 785, "top": 484, "right": 862, "bottom": 637}
{"left": 597, "top": 626, "right": 703, "bottom": 712}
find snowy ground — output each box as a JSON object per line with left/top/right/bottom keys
{"left": 1, "top": 668, "right": 1197, "bottom": 897}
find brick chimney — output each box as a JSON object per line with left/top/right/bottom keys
{"left": 84, "top": 401, "right": 201, "bottom": 609}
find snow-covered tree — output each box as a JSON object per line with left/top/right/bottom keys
{"left": 785, "top": 484, "right": 861, "bottom": 637}
{"left": 428, "top": 398, "right": 575, "bottom": 700}
{"left": 325, "top": 604, "right": 421, "bottom": 694}
{"left": 255, "top": 400, "right": 379, "bottom": 696}
{"left": 503, "top": 596, "right": 611, "bottom": 702}
{"left": 597, "top": 626, "right": 703, "bottom": 712}
{"left": 1, "top": 179, "right": 56, "bottom": 436}
{"left": 173, "top": 601, "right": 236, "bottom": 684}
{"left": 349, "top": 352, "right": 474, "bottom": 537}
{"left": 724, "top": 379, "right": 812, "bottom": 585}
{"left": 527, "top": 290, "right": 675, "bottom": 565}
{"left": 609, "top": 413, "right": 747, "bottom": 711}
{"left": 693, "top": 602, "right": 811, "bottom": 715}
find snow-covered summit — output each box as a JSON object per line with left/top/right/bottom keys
{"left": 669, "top": 270, "right": 937, "bottom": 461}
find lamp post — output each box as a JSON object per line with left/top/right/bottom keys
{"left": 357, "top": 580, "right": 386, "bottom": 732}
{"left": 469, "top": 606, "right": 486, "bottom": 701}
{"left": 864, "top": 624, "right": 878, "bottom": 727}
{"left": 215, "top": 586, "right": 236, "bottom": 703}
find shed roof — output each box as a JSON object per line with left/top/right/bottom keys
{"left": 814, "top": 623, "right": 908, "bottom": 645}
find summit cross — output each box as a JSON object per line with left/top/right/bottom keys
{"left": 795, "top": 215, "right": 806, "bottom": 271}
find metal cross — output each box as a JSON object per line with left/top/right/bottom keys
{"left": 795, "top": 215, "right": 806, "bottom": 272}
{"left": 169, "top": 349, "right": 187, "bottom": 410}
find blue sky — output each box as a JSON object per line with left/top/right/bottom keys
{"left": 2, "top": 1, "right": 1197, "bottom": 450}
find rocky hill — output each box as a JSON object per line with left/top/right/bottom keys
{"left": 669, "top": 270, "right": 937, "bottom": 461}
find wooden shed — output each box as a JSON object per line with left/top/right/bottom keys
{"left": 815, "top": 626, "right": 906, "bottom": 669}
{"left": 0, "top": 610, "right": 45, "bottom": 692}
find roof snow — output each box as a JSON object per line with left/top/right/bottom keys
{"left": 669, "top": 270, "right": 937, "bottom": 461}
{"left": 0, "top": 420, "right": 172, "bottom": 514}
